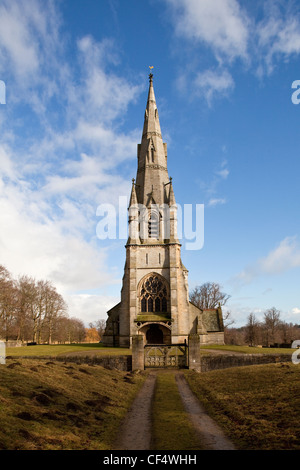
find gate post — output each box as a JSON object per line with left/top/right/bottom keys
{"left": 188, "top": 334, "right": 201, "bottom": 372}
{"left": 132, "top": 335, "right": 145, "bottom": 371}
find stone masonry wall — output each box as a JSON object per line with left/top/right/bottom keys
{"left": 10, "top": 355, "right": 132, "bottom": 371}
{"left": 11, "top": 352, "right": 292, "bottom": 373}
{"left": 200, "top": 354, "right": 291, "bottom": 372}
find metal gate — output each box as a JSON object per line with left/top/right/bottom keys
{"left": 144, "top": 343, "right": 188, "bottom": 368}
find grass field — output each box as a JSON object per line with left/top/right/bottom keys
{"left": 6, "top": 343, "right": 296, "bottom": 358}
{"left": 6, "top": 343, "right": 131, "bottom": 357}
{"left": 151, "top": 371, "right": 205, "bottom": 450}
{"left": 0, "top": 357, "right": 146, "bottom": 450}
{"left": 185, "top": 362, "right": 300, "bottom": 450}
{"left": 200, "top": 344, "right": 295, "bottom": 355}
{"left": 1, "top": 344, "right": 299, "bottom": 450}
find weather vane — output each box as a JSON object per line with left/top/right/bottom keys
{"left": 149, "top": 65, "right": 154, "bottom": 79}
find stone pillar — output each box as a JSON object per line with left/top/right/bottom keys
{"left": 188, "top": 334, "right": 201, "bottom": 372}
{"left": 132, "top": 335, "right": 145, "bottom": 371}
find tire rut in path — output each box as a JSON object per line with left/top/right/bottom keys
{"left": 175, "top": 372, "right": 236, "bottom": 450}
{"left": 113, "top": 370, "right": 236, "bottom": 451}
{"left": 113, "top": 372, "right": 157, "bottom": 450}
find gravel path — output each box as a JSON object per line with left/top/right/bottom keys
{"left": 113, "top": 369, "right": 236, "bottom": 451}
{"left": 113, "top": 372, "right": 157, "bottom": 450}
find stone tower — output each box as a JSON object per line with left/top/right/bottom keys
{"left": 102, "top": 74, "right": 224, "bottom": 347}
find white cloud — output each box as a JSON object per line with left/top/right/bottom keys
{"left": 0, "top": 0, "right": 143, "bottom": 324}
{"left": 233, "top": 236, "right": 300, "bottom": 287}
{"left": 166, "top": 0, "right": 249, "bottom": 61}
{"left": 167, "top": 0, "right": 300, "bottom": 101}
{"left": 0, "top": 0, "right": 64, "bottom": 113}
{"left": 66, "top": 294, "right": 120, "bottom": 324}
{"left": 199, "top": 158, "right": 229, "bottom": 207}
{"left": 256, "top": 2, "right": 300, "bottom": 73}
{"left": 217, "top": 168, "right": 230, "bottom": 179}
{"left": 208, "top": 198, "right": 226, "bottom": 207}
{"left": 291, "top": 307, "right": 300, "bottom": 315}
{"left": 194, "top": 68, "right": 235, "bottom": 105}
{"left": 259, "top": 236, "right": 300, "bottom": 274}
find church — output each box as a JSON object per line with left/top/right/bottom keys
{"left": 102, "top": 73, "right": 224, "bottom": 348}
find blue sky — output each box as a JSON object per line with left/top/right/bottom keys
{"left": 0, "top": 0, "right": 300, "bottom": 327}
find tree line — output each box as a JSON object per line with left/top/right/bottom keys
{"left": 190, "top": 282, "right": 299, "bottom": 347}
{"left": 0, "top": 264, "right": 88, "bottom": 344}
{"left": 226, "top": 308, "right": 300, "bottom": 347}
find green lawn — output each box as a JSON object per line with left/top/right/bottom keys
{"left": 200, "top": 344, "right": 295, "bottom": 355}
{"left": 0, "top": 357, "right": 146, "bottom": 450}
{"left": 185, "top": 362, "right": 300, "bottom": 450}
{"left": 6, "top": 343, "right": 131, "bottom": 357}
{"left": 151, "top": 371, "right": 205, "bottom": 450}
{"left": 6, "top": 343, "right": 296, "bottom": 358}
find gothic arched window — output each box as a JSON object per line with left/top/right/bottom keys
{"left": 140, "top": 274, "right": 169, "bottom": 314}
{"left": 148, "top": 211, "right": 159, "bottom": 239}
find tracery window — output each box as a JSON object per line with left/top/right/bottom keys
{"left": 140, "top": 274, "right": 168, "bottom": 313}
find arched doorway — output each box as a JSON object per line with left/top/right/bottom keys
{"left": 139, "top": 323, "right": 171, "bottom": 345}
{"left": 146, "top": 324, "right": 163, "bottom": 344}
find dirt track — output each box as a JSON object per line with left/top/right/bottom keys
{"left": 113, "top": 369, "right": 235, "bottom": 451}
{"left": 113, "top": 372, "right": 156, "bottom": 450}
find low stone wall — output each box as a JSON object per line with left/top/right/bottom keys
{"left": 9, "top": 352, "right": 292, "bottom": 373}
{"left": 10, "top": 354, "right": 132, "bottom": 371}
{"left": 56, "top": 354, "right": 132, "bottom": 371}
{"left": 200, "top": 353, "right": 292, "bottom": 372}
{"left": 5, "top": 341, "right": 24, "bottom": 348}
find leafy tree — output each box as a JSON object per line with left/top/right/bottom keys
{"left": 85, "top": 327, "right": 100, "bottom": 343}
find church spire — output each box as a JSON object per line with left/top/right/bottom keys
{"left": 142, "top": 73, "right": 162, "bottom": 139}
{"left": 135, "top": 73, "right": 169, "bottom": 208}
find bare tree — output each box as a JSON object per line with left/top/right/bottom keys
{"left": 16, "top": 275, "right": 34, "bottom": 342}
{"left": 0, "top": 266, "right": 18, "bottom": 340}
{"left": 89, "top": 319, "right": 106, "bottom": 340}
{"left": 190, "top": 282, "right": 231, "bottom": 309}
{"left": 42, "top": 285, "right": 68, "bottom": 344}
{"left": 263, "top": 307, "right": 281, "bottom": 346}
{"left": 222, "top": 310, "right": 235, "bottom": 329}
{"left": 245, "top": 313, "right": 260, "bottom": 346}
{"left": 0, "top": 266, "right": 71, "bottom": 343}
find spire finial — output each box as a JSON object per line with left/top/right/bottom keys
{"left": 149, "top": 66, "right": 154, "bottom": 81}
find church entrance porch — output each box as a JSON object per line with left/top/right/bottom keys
{"left": 138, "top": 322, "right": 171, "bottom": 345}
{"left": 146, "top": 324, "right": 163, "bottom": 344}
